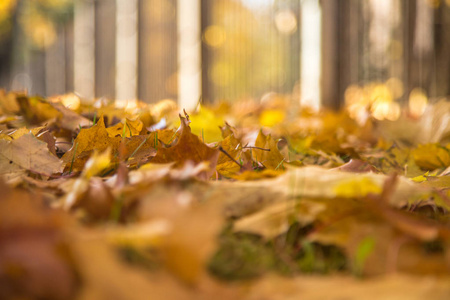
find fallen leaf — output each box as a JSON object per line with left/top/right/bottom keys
{"left": 0, "top": 133, "right": 62, "bottom": 181}
{"left": 152, "top": 114, "right": 219, "bottom": 178}
{"left": 412, "top": 143, "right": 450, "bottom": 170}
{"left": 234, "top": 199, "right": 326, "bottom": 238}
{"left": 62, "top": 116, "right": 174, "bottom": 172}
{"left": 106, "top": 117, "right": 144, "bottom": 138}
{"left": 17, "top": 95, "right": 62, "bottom": 125}
{"left": 216, "top": 134, "right": 242, "bottom": 177}
{"left": 332, "top": 159, "right": 378, "bottom": 173}
{"left": 52, "top": 102, "right": 92, "bottom": 131}
{"left": 61, "top": 116, "right": 119, "bottom": 172}
{"left": 251, "top": 130, "right": 285, "bottom": 170}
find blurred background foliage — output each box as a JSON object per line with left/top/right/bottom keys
{"left": 203, "top": 0, "right": 300, "bottom": 100}
{"left": 0, "top": 0, "right": 72, "bottom": 47}
{"left": 0, "top": 0, "right": 450, "bottom": 122}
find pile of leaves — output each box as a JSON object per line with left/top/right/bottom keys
{"left": 1, "top": 89, "right": 450, "bottom": 299}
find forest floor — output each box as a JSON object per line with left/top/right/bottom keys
{"left": 1, "top": 90, "right": 450, "bottom": 299}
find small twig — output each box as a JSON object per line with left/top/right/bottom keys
{"left": 241, "top": 145, "right": 270, "bottom": 151}
{"left": 218, "top": 146, "right": 242, "bottom": 169}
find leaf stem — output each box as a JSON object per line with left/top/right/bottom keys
{"left": 218, "top": 146, "right": 242, "bottom": 169}
{"left": 242, "top": 146, "right": 270, "bottom": 151}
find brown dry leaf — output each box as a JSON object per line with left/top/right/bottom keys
{"left": 220, "top": 122, "right": 237, "bottom": 139}
{"left": 17, "top": 95, "right": 62, "bottom": 124}
{"left": 124, "top": 129, "right": 175, "bottom": 167}
{"left": 331, "top": 158, "right": 378, "bottom": 173}
{"left": 75, "top": 177, "right": 115, "bottom": 219}
{"left": 61, "top": 116, "right": 120, "bottom": 172}
{"left": 52, "top": 102, "right": 92, "bottom": 131}
{"left": 62, "top": 116, "right": 175, "bottom": 171}
{"left": 152, "top": 114, "right": 219, "bottom": 177}
{"left": 233, "top": 199, "right": 326, "bottom": 239}
{"left": 136, "top": 182, "right": 224, "bottom": 285}
{"left": 37, "top": 130, "right": 57, "bottom": 156}
{"left": 0, "top": 133, "right": 62, "bottom": 181}
{"left": 251, "top": 130, "right": 285, "bottom": 170}
{"left": 106, "top": 117, "right": 144, "bottom": 138}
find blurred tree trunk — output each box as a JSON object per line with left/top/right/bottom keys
{"left": 64, "top": 22, "right": 74, "bottom": 93}
{"left": 321, "top": 0, "right": 355, "bottom": 110}
{"left": 45, "top": 28, "right": 67, "bottom": 96}
{"left": 405, "top": 0, "right": 434, "bottom": 97}
{"left": 403, "top": 0, "right": 450, "bottom": 99}
{"left": 434, "top": 3, "right": 450, "bottom": 97}
{"left": 0, "top": 33, "right": 13, "bottom": 89}
{"left": 138, "top": 0, "right": 178, "bottom": 103}
{"left": 201, "top": 0, "right": 213, "bottom": 103}
{"left": 402, "top": 0, "right": 415, "bottom": 100}
{"left": 95, "top": 0, "right": 116, "bottom": 99}
{"left": 0, "top": 0, "right": 21, "bottom": 90}
{"left": 288, "top": 0, "right": 300, "bottom": 95}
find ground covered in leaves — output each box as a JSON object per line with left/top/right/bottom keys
{"left": 1, "top": 90, "right": 450, "bottom": 299}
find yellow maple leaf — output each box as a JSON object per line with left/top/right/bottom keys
{"left": 412, "top": 143, "right": 450, "bottom": 170}
{"left": 333, "top": 177, "right": 382, "bottom": 198}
